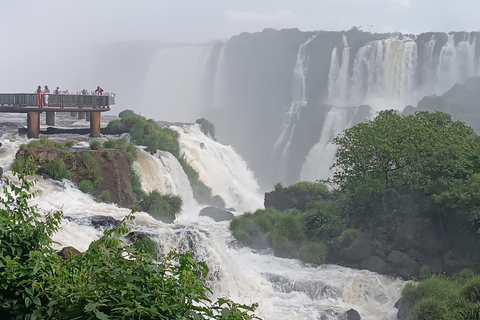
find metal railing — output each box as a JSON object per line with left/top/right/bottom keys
{"left": 0, "top": 94, "right": 115, "bottom": 108}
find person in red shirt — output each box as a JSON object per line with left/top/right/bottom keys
{"left": 36, "top": 86, "right": 43, "bottom": 108}
{"left": 95, "top": 86, "right": 104, "bottom": 96}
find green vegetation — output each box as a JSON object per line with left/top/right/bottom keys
{"left": 89, "top": 139, "right": 103, "bottom": 150}
{"left": 79, "top": 152, "right": 103, "bottom": 186}
{"left": 96, "top": 190, "right": 111, "bottom": 203}
{"left": 44, "top": 157, "right": 69, "bottom": 180}
{"left": 196, "top": 118, "right": 216, "bottom": 140}
{"left": 401, "top": 270, "right": 480, "bottom": 320}
{"left": 132, "top": 236, "right": 158, "bottom": 258}
{"left": 274, "top": 182, "right": 283, "bottom": 191}
{"left": 298, "top": 241, "right": 328, "bottom": 264}
{"left": 23, "top": 136, "right": 63, "bottom": 149}
{"left": 63, "top": 141, "right": 74, "bottom": 148}
{"left": 288, "top": 181, "right": 329, "bottom": 194}
{"left": 0, "top": 170, "right": 259, "bottom": 319}
{"left": 78, "top": 179, "right": 94, "bottom": 194}
{"left": 139, "top": 190, "right": 183, "bottom": 223}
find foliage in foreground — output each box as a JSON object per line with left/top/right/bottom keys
{"left": 402, "top": 270, "right": 480, "bottom": 320}
{"left": 0, "top": 171, "right": 259, "bottom": 319}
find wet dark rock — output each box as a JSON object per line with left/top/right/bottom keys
{"left": 395, "top": 291, "right": 415, "bottom": 320}
{"left": 0, "top": 167, "right": 3, "bottom": 179}
{"left": 18, "top": 127, "right": 27, "bottom": 135}
{"left": 144, "top": 146, "right": 157, "bottom": 155}
{"left": 344, "top": 234, "right": 372, "bottom": 263}
{"left": 57, "top": 246, "right": 82, "bottom": 260}
{"left": 360, "top": 256, "right": 390, "bottom": 274}
{"left": 66, "top": 215, "right": 120, "bottom": 229}
{"left": 199, "top": 206, "right": 234, "bottom": 222}
{"left": 342, "top": 309, "right": 361, "bottom": 320}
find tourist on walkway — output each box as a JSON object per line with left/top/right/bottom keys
{"left": 43, "top": 85, "right": 50, "bottom": 106}
{"left": 36, "top": 86, "right": 43, "bottom": 108}
{"left": 95, "top": 86, "right": 104, "bottom": 96}
{"left": 53, "top": 87, "right": 60, "bottom": 94}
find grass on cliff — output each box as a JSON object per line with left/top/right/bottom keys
{"left": 401, "top": 269, "right": 480, "bottom": 320}
{"left": 44, "top": 157, "right": 69, "bottom": 180}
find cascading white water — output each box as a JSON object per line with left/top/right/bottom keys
{"left": 133, "top": 147, "right": 198, "bottom": 213}
{"left": 347, "top": 37, "right": 418, "bottom": 109}
{"left": 328, "top": 34, "right": 351, "bottom": 105}
{"left": 300, "top": 107, "right": 357, "bottom": 181}
{"left": 141, "top": 46, "right": 213, "bottom": 122}
{"left": 0, "top": 113, "right": 405, "bottom": 320}
{"left": 213, "top": 44, "right": 228, "bottom": 110}
{"left": 272, "top": 35, "right": 317, "bottom": 183}
{"left": 437, "top": 33, "right": 477, "bottom": 94}
{"left": 172, "top": 124, "right": 263, "bottom": 213}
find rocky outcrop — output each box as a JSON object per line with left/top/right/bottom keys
{"left": 395, "top": 292, "right": 415, "bottom": 320}
{"left": 343, "top": 309, "right": 361, "bottom": 320}
{"left": 15, "top": 146, "right": 137, "bottom": 207}
{"left": 264, "top": 187, "right": 335, "bottom": 212}
{"left": 57, "top": 246, "right": 82, "bottom": 260}
{"left": 66, "top": 215, "right": 120, "bottom": 229}
{"left": 199, "top": 206, "right": 234, "bottom": 222}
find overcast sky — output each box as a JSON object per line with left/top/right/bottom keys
{"left": 0, "top": 0, "right": 478, "bottom": 94}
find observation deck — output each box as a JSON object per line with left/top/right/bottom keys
{"left": 0, "top": 93, "right": 115, "bottom": 138}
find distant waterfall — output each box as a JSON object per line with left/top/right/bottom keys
{"left": 437, "top": 33, "right": 477, "bottom": 93}
{"left": 213, "top": 44, "right": 228, "bottom": 110}
{"left": 272, "top": 35, "right": 317, "bottom": 183}
{"left": 328, "top": 35, "right": 351, "bottom": 105}
{"left": 300, "top": 107, "right": 354, "bottom": 181}
{"left": 141, "top": 46, "right": 212, "bottom": 122}
{"left": 173, "top": 124, "right": 263, "bottom": 212}
{"left": 347, "top": 37, "right": 418, "bottom": 108}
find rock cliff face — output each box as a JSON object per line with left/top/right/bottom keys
{"left": 16, "top": 147, "right": 136, "bottom": 207}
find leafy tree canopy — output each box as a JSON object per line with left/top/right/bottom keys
{"left": 332, "top": 110, "right": 480, "bottom": 220}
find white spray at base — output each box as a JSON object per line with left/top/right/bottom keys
{"left": 0, "top": 114, "right": 405, "bottom": 320}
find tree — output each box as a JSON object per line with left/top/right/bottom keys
{"left": 332, "top": 110, "right": 480, "bottom": 221}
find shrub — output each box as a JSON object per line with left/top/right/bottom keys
{"left": 453, "top": 269, "right": 476, "bottom": 284}
{"left": 95, "top": 190, "right": 111, "bottom": 203}
{"left": 288, "top": 181, "right": 329, "bottom": 194}
{"left": 299, "top": 241, "right": 328, "bottom": 264}
{"left": 304, "top": 200, "right": 345, "bottom": 238}
{"left": 10, "top": 157, "right": 38, "bottom": 174}
{"left": 274, "top": 182, "right": 284, "bottom": 191}
{"left": 195, "top": 118, "right": 216, "bottom": 139}
{"left": 107, "top": 119, "right": 122, "bottom": 127}
{"left": 230, "top": 213, "right": 269, "bottom": 247}
{"left": 26, "top": 137, "right": 63, "bottom": 149}
{"left": 461, "top": 276, "right": 480, "bottom": 303}
{"left": 336, "top": 228, "right": 360, "bottom": 246}
{"left": 131, "top": 169, "right": 145, "bottom": 199}
{"left": 89, "top": 140, "right": 103, "bottom": 150}
{"left": 44, "top": 157, "right": 69, "bottom": 180}
{"left": 132, "top": 236, "right": 158, "bottom": 258}
{"left": 420, "top": 265, "right": 432, "bottom": 280}
{"left": 140, "top": 190, "right": 183, "bottom": 223}
{"left": 78, "top": 180, "right": 94, "bottom": 194}
{"left": 142, "top": 130, "right": 180, "bottom": 158}
{"left": 269, "top": 209, "right": 305, "bottom": 251}
{"left": 63, "top": 140, "right": 74, "bottom": 148}
{"left": 118, "top": 109, "right": 136, "bottom": 118}
{"left": 80, "top": 152, "right": 103, "bottom": 186}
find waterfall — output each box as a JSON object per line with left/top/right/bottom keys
{"left": 272, "top": 35, "right": 317, "bottom": 183}
{"left": 436, "top": 33, "right": 478, "bottom": 94}
{"left": 328, "top": 34, "right": 351, "bottom": 105}
{"left": 133, "top": 147, "right": 198, "bottom": 213}
{"left": 348, "top": 37, "right": 418, "bottom": 109}
{"left": 300, "top": 107, "right": 355, "bottom": 181}
{"left": 213, "top": 44, "right": 228, "bottom": 110}
{"left": 172, "top": 124, "right": 263, "bottom": 213}
{"left": 141, "top": 46, "right": 213, "bottom": 122}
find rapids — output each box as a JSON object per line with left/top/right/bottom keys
{"left": 0, "top": 113, "right": 405, "bottom": 320}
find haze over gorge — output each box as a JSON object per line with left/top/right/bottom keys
{"left": 94, "top": 28, "right": 480, "bottom": 188}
